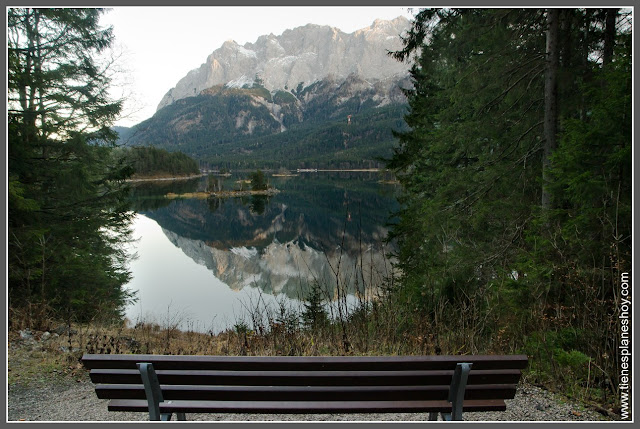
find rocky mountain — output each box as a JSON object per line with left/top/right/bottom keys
{"left": 123, "top": 17, "right": 413, "bottom": 169}
{"left": 157, "top": 17, "right": 411, "bottom": 111}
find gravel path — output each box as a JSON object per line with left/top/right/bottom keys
{"left": 8, "top": 377, "right": 615, "bottom": 422}
{"left": 7, "top": 334, "right": 617, "bottom": 422}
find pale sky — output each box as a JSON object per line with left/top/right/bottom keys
{"left": 99, "top": 6, "right": 417, "bottom": 127}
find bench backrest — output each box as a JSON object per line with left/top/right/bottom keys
{"left": 82, "top": 354, "right": 527, "bottom": 403}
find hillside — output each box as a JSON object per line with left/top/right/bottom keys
{"left": 122, "top": 74, "right": 410, "bottom": 169}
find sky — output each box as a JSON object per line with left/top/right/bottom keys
{"left": 99, "top": 6, "right": 417, "bottom": 127}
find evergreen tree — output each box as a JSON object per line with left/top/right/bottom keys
{"left": 389, "top": 8, "right": 546, "bottom": 315}
{"left": 530, "top": 11, "right": 632, "bottom": 382}
{"left": 302, "top": 282, "right": 329, "bottom": 331}
{"left": 249, "top": 170, "right": 268, "bottom": 191}
{"left": 8, "top": 8, "right": 136, "bottom": 328}
{"left": 388, "top": 8, "right": 631, "bottom": 393}
{"left": 124, "top": 146, "right": 200, "bottom": 177}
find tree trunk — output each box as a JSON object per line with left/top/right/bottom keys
{"left": 542, "top": 9, "right": 559, "bottom": 211}
{"left": 579, "top": 9, "right": 593, "bottom": 121}
{"left": 603, "top": 8, "right": 619, "bottom": 66}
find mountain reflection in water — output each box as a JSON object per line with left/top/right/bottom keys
{"left": 126, "top": 173, "right": 398, "bottom": 331}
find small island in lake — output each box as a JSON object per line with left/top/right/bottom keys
{"left": 166, "top": 169, "right": 279, "bottom": 199}
{"left": 165, "top": 188, "right": 280, "bottom": 199}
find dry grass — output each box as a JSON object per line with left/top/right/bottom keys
{"left": 7, "top": 275, "right": 624, "bottom": 423}
{"left": 6, "top": 299, "right": 616, "bottom": 415}
{"left": 7, "top": 299, "right": 440, "bottom": 388}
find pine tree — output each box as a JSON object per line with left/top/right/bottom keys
{"left": 8, "top": 8, "right": 136, "bottom": 328}
{"left": 388, "top": 7, "right": 631, "bottom": 396}
{"left": 534, "top": 10, "right": 632, "bottom": 382}
{"left": 302, "top": 282, "right": 329, "bottom": 331}
{"left": 249, "top": 170, "right": 268, "bottom": 191}
{"left": 388, "top": 8, "right": 546, "bottom": 315}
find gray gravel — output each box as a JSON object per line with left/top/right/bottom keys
{"left": 8, "top": 378, "right": 615, "bottom": 422}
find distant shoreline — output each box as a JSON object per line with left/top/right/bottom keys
{"left": 296, "top": 168, "right": 382, "bottom": 173}
{"left": 127, "top": 173, "right": 206, "bottom": 183}
{"left": 319, "top": 169, "right": 381, "bottom": 172}
{"left": 165, "top": 188, "right": 280, "bottom": 199}
{"left": 127, "top": 169, "right": 385, "bottom": 182}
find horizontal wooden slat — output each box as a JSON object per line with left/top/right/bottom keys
{"left": 90, "top": 368, "right": 522, "bottom": 387}
{"left": 96, "top": 383, "right": 517, "bottom": 401}
{"left": 85, "top": 354, "right": 526, "bottom": 417}
{"left": 107, "top": 399, "right": 507, "bottom": 414}
{"left": 82, "top": 354, "right": 528, "bottom": 371}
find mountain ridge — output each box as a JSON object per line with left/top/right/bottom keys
{"left": 120, "top": 16, "right": 413, "bottom": 169}
{"left": 157, "top": 16, "right": 411, "bottom": 111}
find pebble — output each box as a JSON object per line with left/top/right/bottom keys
{"left": 7, "top": 380, "right": 617, "bottom": 422}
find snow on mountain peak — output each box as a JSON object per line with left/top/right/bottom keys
{"left": 157, "top": 16, "right": 411, "bottom": 111}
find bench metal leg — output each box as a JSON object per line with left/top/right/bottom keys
{"left": 137, "top": 362, "right": 187, "bottom": 421}
{"left": 448, "top": 362, "right": 472, "bottom": 421}
{"left": 426, "top": 363, "right": 472, "bottom": 422}
{"left": 159, "top": 410, "right": 185, "bottom": 421}
{"left": 137, "top": 363, "right": 163, "bottom": 421}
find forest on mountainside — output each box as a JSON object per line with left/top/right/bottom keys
{"left": 120, "top": 146, "right": 200, "bottom": 178}
{"left": 119, "top": 80, "right": 409, "bottom": 170}
{"left": 199, "top": 103, "right": 408, "bottom": 170}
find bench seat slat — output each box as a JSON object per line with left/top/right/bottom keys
{"left": 90, "top": 368, "right": 522, "bottom": 386}
{"left": 81, "top": 354, "right": 527, "bottom": 420}
{"left": 82, "top": 354, "right": 528, "bottom": 371}
{"left": 107, "top": 399, "right": 508, "bottom": 414}
{"left": 95, "top": 383, "right": 517, "bottom": 401}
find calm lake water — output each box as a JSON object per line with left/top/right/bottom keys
{"left": 124, "top": 172, "right": 399, "bottom": 333}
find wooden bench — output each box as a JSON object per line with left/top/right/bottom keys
{"left": 81, "top": 354, "right": 528, "bottom": 421}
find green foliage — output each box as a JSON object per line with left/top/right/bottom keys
{"left": 233, "top": 320, "right": 250, "bottom": 335}
{"left": 123, "top": 79, "right": 408, "bottom": 170}
{"left": 248, "top": 170, "right": 268, "bottom": 191}
{"left": 123, "top": 146, "right": 200, "bottom": 177}
{"left": 8, "top": 8, "right": 136, "bottom": 328}
{"left": 302, "top": 282, "right": 329, "bottom": 331}
{"left": 522, "top": 12, "right": 632, "bottom": 392}
{"left": 555, "top": 349, "right": 591, "bottom": 372}
{"left": 273, "top": 90, "right": 297, "bottom": 104}
{"left": 204, "top": 104, "right": 407, "bottom": 170}
{"left": 523, "top": 329, "right": 597, "bottom": 399}
{"left": 388, "top": 9, "right": 546, "bottom": 318}
{"left": 387, "top": 8, "right": 631, "bottom": 402}
{"left": 126, "top": 87, "right": 285, "bottom": 152}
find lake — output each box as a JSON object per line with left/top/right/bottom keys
{"left": 124, "top": 171, "right": 399, "bottom": 333}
